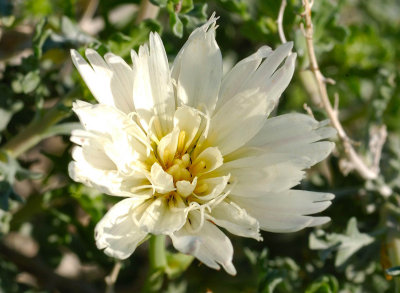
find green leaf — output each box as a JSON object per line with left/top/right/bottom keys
{"left": 180, "top": 0, "right": 194, "bottom": 14}
{"left": 0, "top": 100, "right": 23, "bottom": 132}
{"left": 310, "top": 218, "right": 375, "bottom": 267}
{"left": 306, "top": 276, "right": 339, "bottom": 293}
{"left": 41, "top": 122, "right": 82, "bottom": 139}
{"left": 22, "top": 71, "right": 41, "bottom": 94}
{"left": 32, "top": 18, "right": 52, "bottom": 58}
{"left": 150, "top": 0, "right": 168, "bottom": 7}
{"left": 169, "top": 12, "right": 183, "bottom": 38}
{"left": 217, "top": 0, "right": 249, "bottom": 18}
{"left": 165, "top": 252, "right": 194, "bottom": 279}
{"left": 107, "top": 19, "right": 162, "bottom": 58}
{"left": 0, "top": 151, "right": 42, "bottom": 210}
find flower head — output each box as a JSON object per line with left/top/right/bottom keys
{"left": 69, "top": 15, "right": 335, "bottom": 275}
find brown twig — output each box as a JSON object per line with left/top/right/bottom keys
{"left": 105, "top": 261, "right": 122, "bottom": 293}
{"left": 276, "top": 0, "right": 288, "bottom": 44}
{"left": 135, "top": 0, "right": 160, "bottom": 25}
{"left": 300, "top": 0, "right": 381, "bottom": 180}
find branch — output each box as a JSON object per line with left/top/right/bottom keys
{"left": 2, "top": 91, "right": 77, "bottom": 158}
{"left": 105, "top": 261, "right": 122, "bottom": 293}
{"left": 301, "top": 0, "right": 381, "bottom": 180}
{"left": 135, "top": 0, "right": 160, "bottom": 25}
{"left": 276, "top": 0, "right": 288, "bottom": 44}
{"left": 0, "top": 241, "right": 98, "bottom": 293}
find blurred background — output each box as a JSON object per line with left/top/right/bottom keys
{"left": 0, "top": 0, "right": 400, "bottom": 292}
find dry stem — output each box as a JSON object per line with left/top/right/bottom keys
{"left": 300, "top": 0, "right": 381, "bottom": 180}
{"left": 276, "top": 0, "right": 288, "bottom": 44}
{"left": 105, "top": 261, "right": 122, "bottom": 293}
{"left": 135, "top": 0, "right": 160, "bottom": 25}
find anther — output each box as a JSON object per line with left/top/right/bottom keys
{"left": 194, "top": 183, "right": 208, "bottom": 194}
{"left": 190, "top": 160, "right": 206, "bottom": 175}
{"left": 163, "top": 149, "right": 172, "bottom": 166}
{"left": 177, "top": 131, "right": 186, "bottom": 154}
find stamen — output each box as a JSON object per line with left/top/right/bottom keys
{"left": 181, "top": 154, "right": 190, "bottom": 168}
{"left": 177, "top": 130, "right": 186, "bottom": 154}
{"left": 179, "top": 168, "right": 192, "bottom": 181}
{"left": 188, "top": 208, "right": 205, "bottom": 233}
{"left": 194, "top": 183, "right": 208, "bottom": 194}
{"left": 153, "top": 116, "right": 163, "bottom": 139}
{"left": 190, "top": 160, "right": 206, "bottom": 175}
{"left": 163, "top": 149, "right": 172, "bottom": 166}
{"left": 147, "top": 116, "right": 160, "bottom": 145}
{"left": 166, "top": 164, "right": 180, "bottom": 179}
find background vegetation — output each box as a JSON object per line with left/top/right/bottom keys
{"left": 0, "top": 0, "right": 399, "bottom": 292}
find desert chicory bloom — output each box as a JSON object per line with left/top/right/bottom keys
{"left": 69, "top": 15, "right": 335, "bottom": 275}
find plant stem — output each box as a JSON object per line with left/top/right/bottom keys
{"left": 2, "top": 94, "right": 75, "bottom": 158}
{"left": 135, "top": 0, "right": 160, "bottom": 25}
{"left": 149, "top": 234, "right": 167, "bottom": 270}
{"left": 301, "top": 0, "right": 382, "bottom": 180}
{"left": 142, "top": 235, "right": 167, "bottom": 293}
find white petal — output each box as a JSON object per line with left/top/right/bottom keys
{"left": 131, "top": 33, "right": 175, "bottom": 138}
{"left": 171, "top": 15, "right": 222, "bottom": 115}
{"left": 135, "top": 196, "right": 187, "bottom": 234}
{"left": 150, "top": 163, "right": 175, "bottom": 194}
{"left": 72, "top": 139, "right": 116, "bottom": 170}
{"left": 244, "top": 113, "right": 336, "bottom": 162}
{"left": 176, "top": 177, "right": 197, "bottom": 198}
{"left": 232, "top": 190, "right": 334, "bottom": 233}
{"left": 171, "top": 211, "right": 236, "bottom": 275}
{"left": 173, "top": 106, "right": 202, "bottom": 153}
{"left": 68, "top": 160, "right": 122, "bottom": 196}
{"left": 262, "top": 53, "right": 297, "bottom": 116}
{"left": 157, "top": 126, "right": 180, "bottom": 167}
{"left": 245, "top": 42, "right": 293, "bottom": 89}
{"left": 79, "top": 49, "right": 134, "bottom": 113}
{"left": 219, "top": 153, "right": 307, "bottom": 194}
{"left": 95, "top": 198, "right": 148, "bottom": 259}
{"left": 69, "top": 152, "right": 149, "bottom": 198}
{"left": 207, "top": 89, "right": 268, "bottom": 155}
{"left": 194, "top": 175, "right": 230, "bottom": 202}
{"left": 104, "top": 52, "right": 135, "bottom": 113}
{"left": 72, "top": 101, "right": 149, "bottom": 172}
{"left": 209, "top": 200, "right": 261, "bottom": 240}
{"left": 72, "top": 100, "right": 126, "bottom": 134}
{"left": 191, "top": 147, "right": 223, "bottom": 175}
{"left": 71, "top": 49, "right": 114, "bottom": 107}
{"left": 216, "top": 46, "right": 272, "bottom": 111}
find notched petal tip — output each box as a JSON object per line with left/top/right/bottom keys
{"left": 203, "top": 12, "right": 219, "bottom": 31}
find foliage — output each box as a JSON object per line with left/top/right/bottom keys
{"left": 0, "top": 0, "right": 399, "bottom": 292}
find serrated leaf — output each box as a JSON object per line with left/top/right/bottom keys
{"left": 180, "top": 0, "right": 194, "bottom": 14}
{"left": 310, "top": 218, "right": 374, "bottom": 267}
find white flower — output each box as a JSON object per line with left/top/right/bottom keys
{"left": 69, "top": 15, "right": 335, "bottom": 275}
